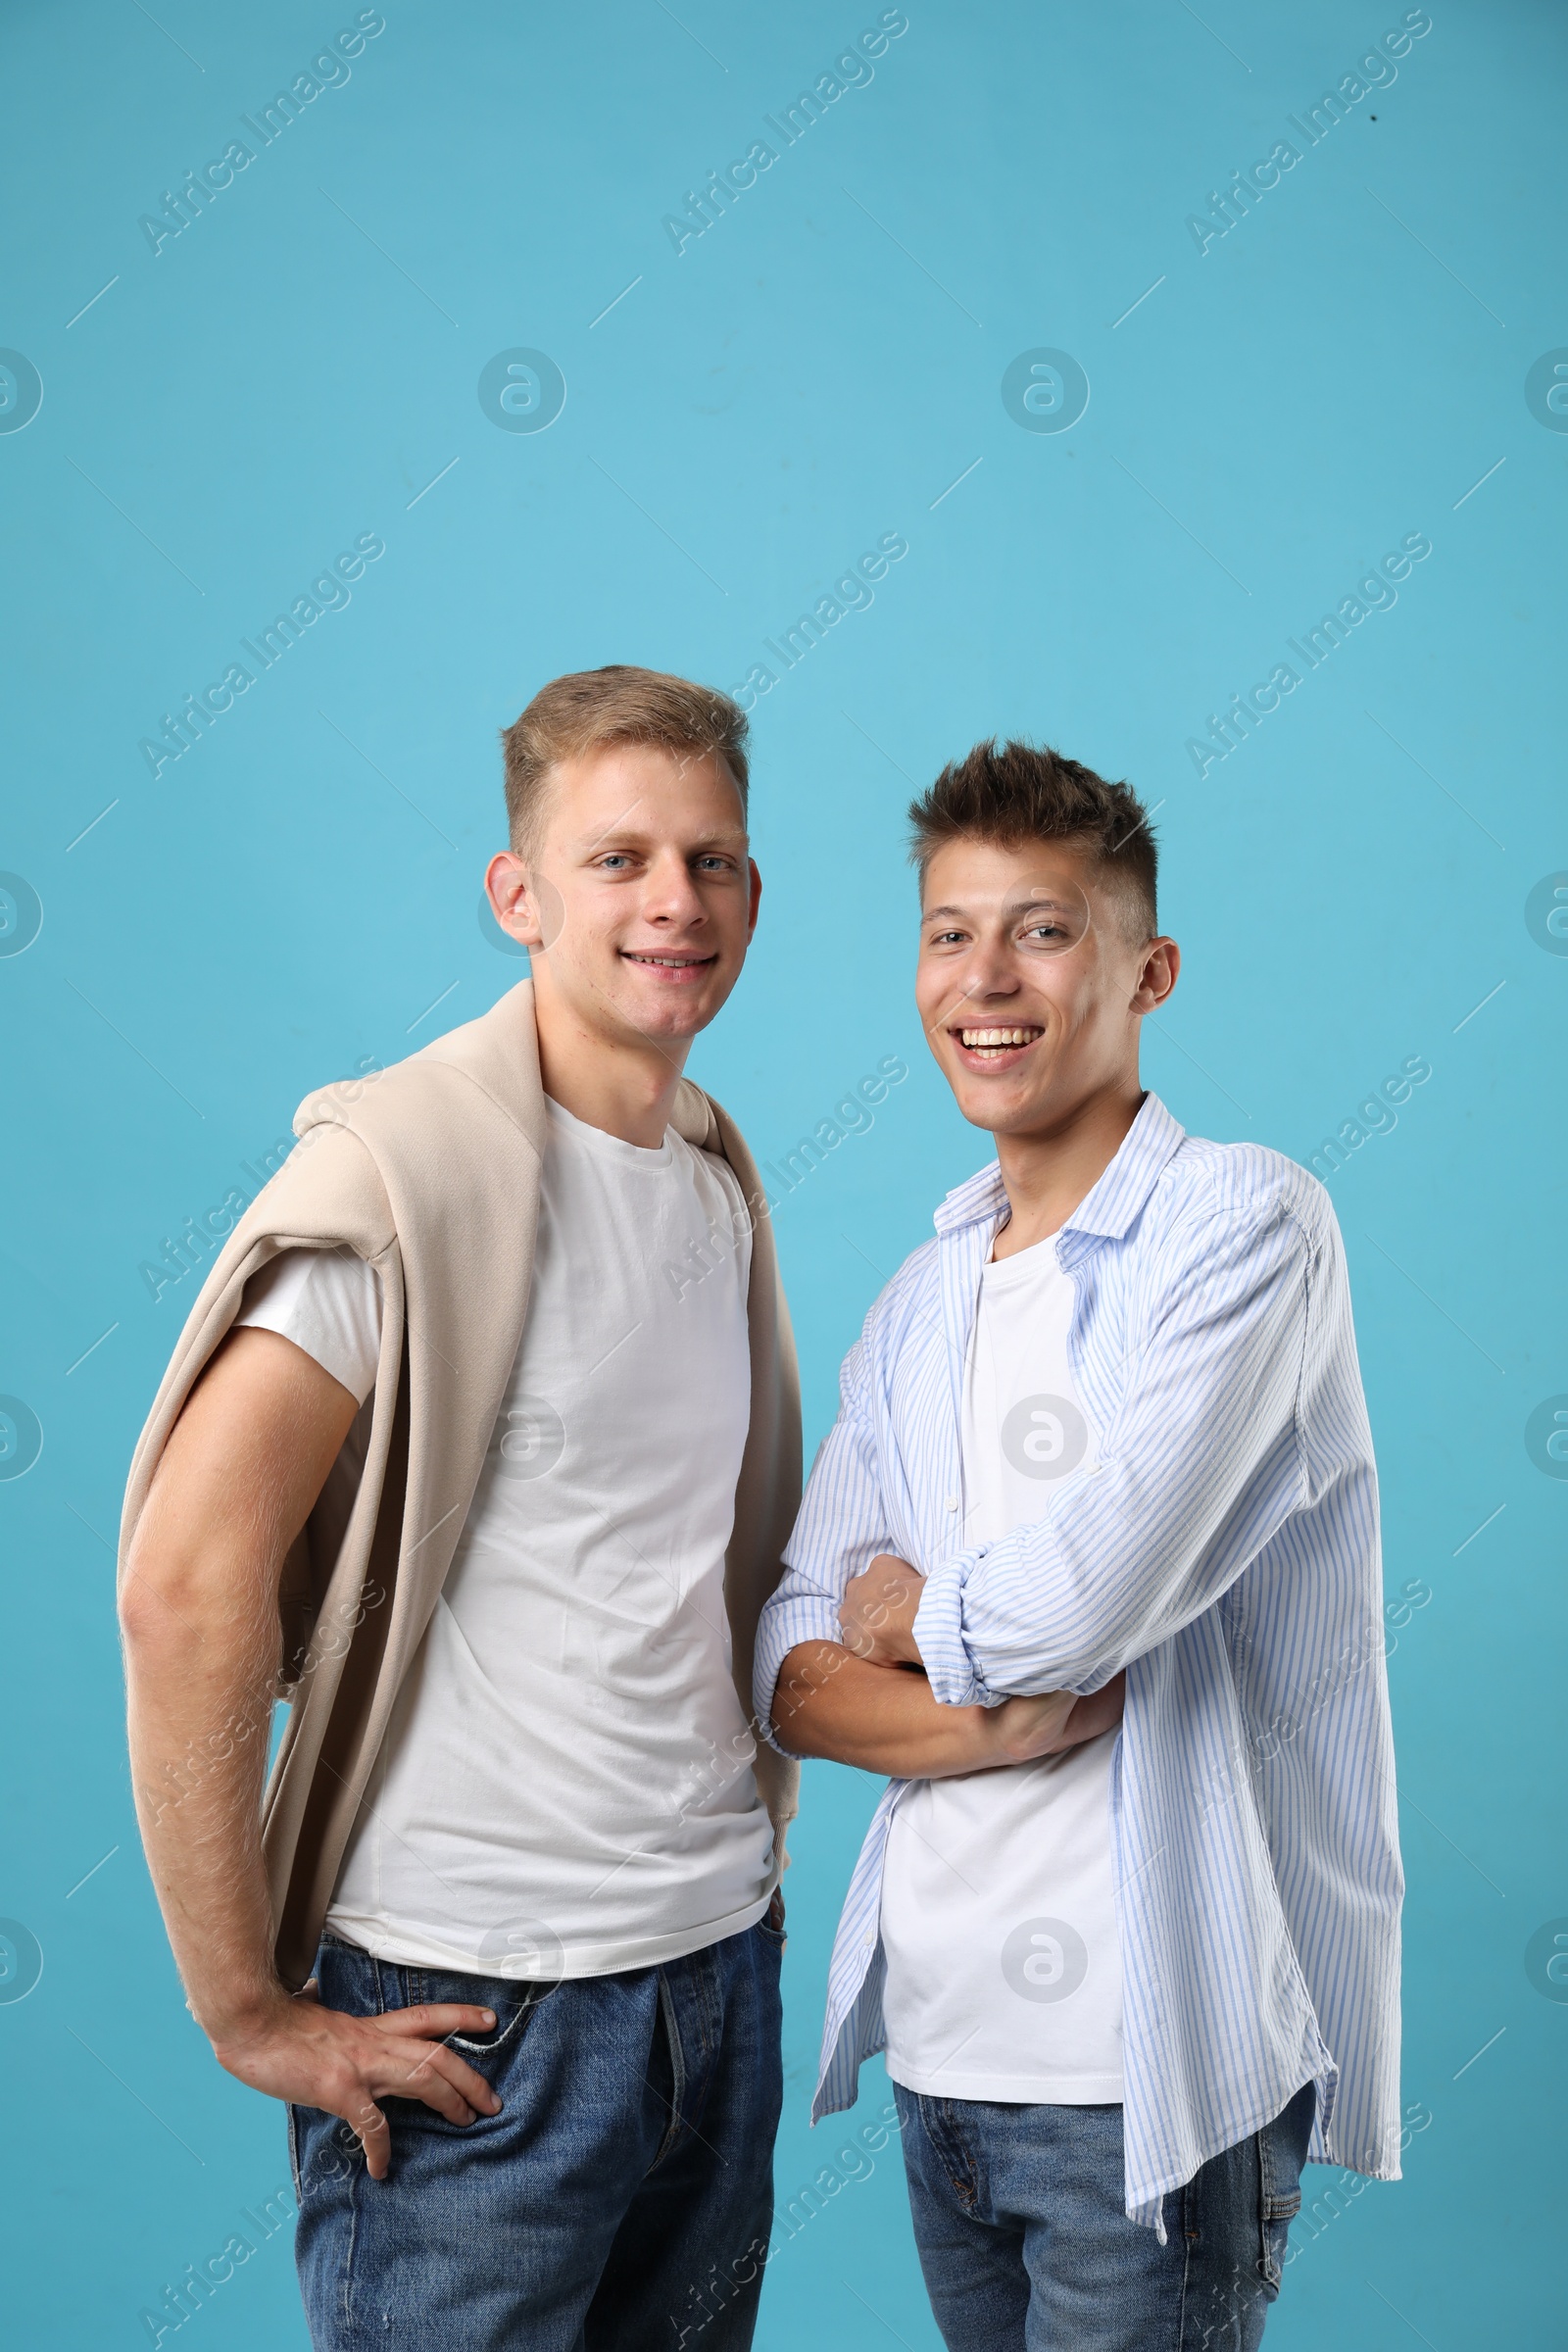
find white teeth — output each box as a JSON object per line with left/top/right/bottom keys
{"left": 959, "top": 1027, "right": 1039, "bottom": 1048}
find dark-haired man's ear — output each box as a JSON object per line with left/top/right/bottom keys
{"left": 1131, "top": 937, "right": 1180, "bottom": 1014}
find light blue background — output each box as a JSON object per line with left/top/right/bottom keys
{"left": 1, "top": 0, "right": 1564, "bottom": 2342}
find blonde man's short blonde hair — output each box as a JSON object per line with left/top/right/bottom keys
{"left": 500, "top": 664, "right": 750, "bottom": 852}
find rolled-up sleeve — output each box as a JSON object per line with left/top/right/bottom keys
{"left": 753, "top": 1332, "right": 894, "bottom": 1756}
{"left": 914, "top": 1200, "right": 1314, "bottom": 1706}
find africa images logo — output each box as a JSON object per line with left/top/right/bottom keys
{"left": 1525, "top": 1920, "right": 1568, "bottom": 2004}
{"left": 1001, "top": 1918, "right": 1089, "bottom": 2004}
{"left": 1002, "top": 1395, "right": 1089, "bottom": 1481}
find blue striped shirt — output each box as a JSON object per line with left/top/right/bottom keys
{"left": 756, "top": 1094, "right": 1402, "bottom": 2230}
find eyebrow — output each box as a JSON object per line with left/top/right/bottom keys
{"left": 921, "top": 895, "right": 1080, "bottom": 922}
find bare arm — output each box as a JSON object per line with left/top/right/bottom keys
{"left": 771, "top": 1640, "right": 1124, "bottom": 1777}
{"left": 121, "top": 1326, "right": 500, "bottom": 2178}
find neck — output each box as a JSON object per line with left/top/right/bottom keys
{"left": 991, "top": 1073, "right": 1146, "bottom": 1258}
{"left": 530, "top": 971, "right": 689, "bottom": 1150}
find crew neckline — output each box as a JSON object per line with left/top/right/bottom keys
{"left": 544, "top": 1093, "right": 675, "bottom": 1168}
{"left": 984, "top": 1224, "right": 1065, "bottom": 1284}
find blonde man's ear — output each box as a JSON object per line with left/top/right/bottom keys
{"left": 486, "top": 850, "right": 544, "bottom": 952}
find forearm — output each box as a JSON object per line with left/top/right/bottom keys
{"left": 916, "top": 1215, "right": 1315, "bottom": 1702}
{"left": 123, "top": 1557, "right": 288, "bottom": 2041}
{"left": 119, "top": 1336, "right": 505, "bottom": 2171}
{"left": 121, "top": 1328, "right": 360, "bottom": 2048}
{"left": 771, "top": 1641, "right": 1007, "bottom": 1778}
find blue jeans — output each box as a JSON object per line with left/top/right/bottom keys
{"left": 894, "top": 2081, "right": 1316, "bottom": 2352}
{"left": 289, "top": 1922, "right": 784, "bottom": 2351}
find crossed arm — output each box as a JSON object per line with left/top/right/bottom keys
{"left": 763, "top": 1199, "right": 1317, "bottom": 1771}
{"left": 768, "top": 1553, "right": 1125, "bottom": 1776}
{"left": 121, "top": 1327, "right": 502, "bottom": 2178}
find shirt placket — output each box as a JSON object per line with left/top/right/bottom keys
{"left": 933, "top": 1206, "right": 997, "bottom": 1567}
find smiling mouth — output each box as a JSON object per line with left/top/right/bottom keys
{"left": 954, "top": 1024, "right": 1043, "bottom": 1061}
{"left": 619, "top": 951, "right": 717, "bottom": 971}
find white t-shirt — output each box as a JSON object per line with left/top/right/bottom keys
{"left": 236, "top": 1097, "right": 774, "bottom": 1980}
{"left": 879, "top": 1227, "right": 1125, "bottom": 2104}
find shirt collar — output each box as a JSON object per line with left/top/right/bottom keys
{"left": 932, "top": 1093, "right": 1187, "bottom": 1253}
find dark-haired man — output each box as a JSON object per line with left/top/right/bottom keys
{"left": 757, "top": 742, "right": 1401, "bottom": 2350}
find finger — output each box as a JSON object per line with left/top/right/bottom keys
{"left": 418, "top": 2082, "right": 478, "bottom": 2127}
{"left": 367, "top": 2044, "right": 477, "bottom": 2127}
{"left": 379, "top": 2002, "right": 498, "bottom": 2036}
{"left": 1080, "top": 1674, "right": 1126, "bottom": 1726}
{"left": 404, "top": 2040, "right": 502, "bottom": 2117}
{"left": 878, "top": 1556, "right": 924, "bottom": 1595}
{"left": 1060, "top": 1684, "right": 1123, "bottom": 1746}
{"left": 1009, "top": 1692, "right": 1076, "bottom": 1757}
{"left": 350, "top": 2096, "right": 391, "bottom": 2180}
{"left": 991, "top": 1693, "right": 1055, "bottom": 1760}
{"left": 384, "top": 2050, "right": 481, "bottom": 2127}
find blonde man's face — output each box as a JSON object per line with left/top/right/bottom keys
{"left": 485, "top": 742, "right": 760, "bottom": 1052}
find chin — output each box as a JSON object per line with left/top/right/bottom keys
{"left": 618, "top": 987, "right": 715, "bottom": 1041}
{"left": 950, "top": 1078, "right": 1042, "bottom": 1134}
{"left": 955, "top": 1097, "right": 1012, "bottom": 1135}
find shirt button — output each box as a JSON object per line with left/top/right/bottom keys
{"left": 944, "top": 1495, "right": 958, "bottom": 1511}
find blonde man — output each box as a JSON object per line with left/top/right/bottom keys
{"left": 121, "top": 669, "right": 800, "bottom": 2351}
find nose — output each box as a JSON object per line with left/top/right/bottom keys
{"left": 953, "top": 935, "right": 1021, "bottom": 1012}
{"left": 641, "top": 847, "right": 707, "bottom": 929}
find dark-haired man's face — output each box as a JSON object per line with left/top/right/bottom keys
{"left": 914, "top": 835, "right": 1178, "bottom": 1139}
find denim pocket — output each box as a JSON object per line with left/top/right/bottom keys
{"left": 448, "top": 1988, "right": 550, "bottom": 2061}
{"left": 290, "top": 2097, "right": 367, "bottom": 2210}
{"left": 1258, "top": 2183, "right": 1300, "bottom": 2294}
{"left": 756, "top": 1885, "right": 788, "bottom": 1951}
{"left": 315, "top": 1937, "right": 394, "bottom": 2023}
{"left": 1256, "top": 2081, "right": 1314, "bottom": 2293}
{"left": 406, "top": 1968, "right": 556, "bottom": 2076}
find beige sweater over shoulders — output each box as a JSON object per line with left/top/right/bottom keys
{"left": 120, "top": 981, "right": 802, "bottom": 1988}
